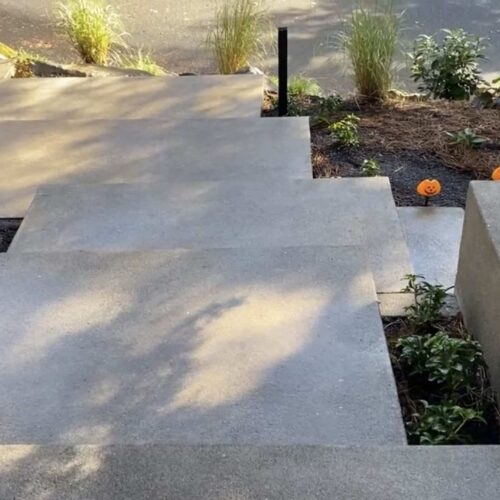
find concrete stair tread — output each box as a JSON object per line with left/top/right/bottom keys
{"left": 11, "top": 178, "right": 413, "bottom": 293}
{"left": 0, "top": 75, "right": 263, "bottom": 120}
{"left": 0, "top": 117, "right": 311, "bottom": 217}
{"left": 0, "top": 247, "right": 404, "bottom": 446}
{"left": 1, "top": 444, "right": 499, "bottom": 499}
{"left": 398, "top": 207, "right": 464, "bottom": 288}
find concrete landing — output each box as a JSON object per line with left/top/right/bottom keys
{"left": 11, "top": 178, "right": 413, "bottom": 293}
{"left": 398, "top": 207, "right": 464, "bottom": 288}
{"left": 2, "top": 445, "right": 499, "bottom": 499}
{"left": 0, "top": 75, "right": 263, "bottom": 120}
{"left": 0, "top": 117, "right": 311, "bottom": 217}
{"left": 0, "top": 248, "right": 405, "bottom": 445}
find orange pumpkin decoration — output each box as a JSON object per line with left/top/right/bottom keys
{"left": 417, "top": 179, "right": 442, "bottom": 197}
{"left": 492, "top": 166, "right": 500, "bottom": 181}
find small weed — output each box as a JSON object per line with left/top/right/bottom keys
{"left": 403, "top": 274, "right": 452, "bottom": 329}
{"left": 361, "top": 158, "right": 381, "bottom": 176}
{"left": 114, "top": 49, "right": 166, "bottom": 75}
{"left": 408, "top": 400, "right": 485, "bottom": 444}
{"left": 446, "top": 128, "right": 487, "bottom": 150}
{"left": 329, "top": 114, "right": 360, "bottom": 147}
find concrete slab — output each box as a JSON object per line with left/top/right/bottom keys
{"left": 456, "top": 181, "right": 500, "bottom": 398}
{"left": 0, "top": 247, "right": 405, "bottom": 445}
{"left": 398, "top": 207, "right": 464, "bottom": 288}
{"left": 11, "top": 178, "right": 413, "bottom": 293}
{"left": 0, "top": 75, "right": 263, "bottom": 120}
{"left": 0, "top": 117, "right": 311, "bottom": 217}
{"left": 2, "top": 444, "right": 500, "bottom": 499}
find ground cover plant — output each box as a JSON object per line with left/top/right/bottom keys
{"left": 207, "top": 0, "right": 272, "bottom": 74}
{"left": 384, "top": 275, "right": 500, "bottom": 445}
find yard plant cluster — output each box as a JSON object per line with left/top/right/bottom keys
{"left": 385, "top": 275, "right": 500, "bottom": 445}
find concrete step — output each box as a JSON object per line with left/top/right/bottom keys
{"left": 0, "top": 75, "right": 263, "bottom": 120}
{"left": 0, "top": 247, "right": 405, "bottom": 445}
{"left": 398, "top": 207, "right": 464, "bottom": 288}
{"left": 0, "top": 117, "right": 310, "bottom": 217}
{"left": 1, "top": 444, "right": 499, "bottom": 499}
{"left": 11, "top": 178, "right": 413, "bottom": 293}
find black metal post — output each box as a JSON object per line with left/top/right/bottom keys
{"left": 278, "top": 27, "right": 288, "bottom": 116}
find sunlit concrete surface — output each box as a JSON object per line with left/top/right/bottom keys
{"left": 1, "top": 1, "right": 499, "bottom": 93}
{"left": 0, "top": 75, "right": 263, "bottom": 120}
{"left": 398, "top": 207, "right": 464, "bottom": 288}
{"left": 0, "top": 117, "right": 311, "bottom": 217}
{"left": 11, "top": 178, "right": 413, "bottom": 293}
{"left": 0, "top": 247, "right": 405, "bottom": 445}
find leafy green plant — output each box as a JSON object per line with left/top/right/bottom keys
{"left": 361, "top": 158, "right": 381, "bottom": 176}
{"left": 56, "top": 0, "right": 125, "bottom": 64}
{"left": 341, "top": 5, "right": 400, "bottom": 100}
{"left": 408, "top": 400, "right": 485, "bottom": 444}
{"left": 410, "top": 28, "right": 486, "bottom": 100}
{"left": 114, "top": 49, "right": 166, "bottom": 75}
{"left": 446, "top": 128, "right": 487, "bottom": 150}
{"left": 403, "top": 274, "right": 452, "bottom": 328}
{"left": 207, "top": 0, "right": 272, "bottom": 74}
{"left": 329, "top": 114, "right": 360, "bottom": 147}
{"left": 398, "top": 332, "right": 483, "bottom": 391}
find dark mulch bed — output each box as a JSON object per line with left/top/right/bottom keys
{"left": 263, "top": 93, "right": 500, "bottom": 207}
{"left": 385, "top": 315, "right": 500, "bottom": 445}
{"left": 0, "top": 219, "right": 22, "bottom": 252}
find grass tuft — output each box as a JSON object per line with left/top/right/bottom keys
{"left": 342, "top": 3, "right": 400, "bottom": 100}
{"left": 56, "top": 0, "right": 125, "bottom": 64}
{"left": 207, "top": 0, "right": 272, "bottom": 74}
{"left": 114, "top": 49, "right": 167, "bottom": 76}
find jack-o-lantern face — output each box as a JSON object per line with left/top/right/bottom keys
{"left": 417, "top": 179, "right": 442, "bottom": 197}
{"left": 492, "top": 166, "right": 500, "bottom": 181}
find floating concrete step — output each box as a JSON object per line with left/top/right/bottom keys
{"left": 398, "top": 207, "right": 464, "bottom": 288}
{"left": 0, "top": 75, "right": 263, "bottom": 120}
{"left": 11, "top": 178, "right": 413, "bottom": 293}
{"left": 1, "top": 444, "right": 499, "bottom": 499}
{"left": 0, "top": 247, "right": 405, "bottom": 445}
{"left": 0, "top": 117, "right": 311, "bottom": 217}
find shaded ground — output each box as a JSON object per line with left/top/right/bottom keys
{"left": 264, "top": 95, "right": 500, "bottom": 207}
{"left": 0, "top": 219, "right": 21, "bottom": 252}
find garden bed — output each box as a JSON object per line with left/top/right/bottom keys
{"left": 383, "top": 277, "right": 500, "bottom": 445}
{"left": 263, "top": 93, "right": 500, "bottom": 207}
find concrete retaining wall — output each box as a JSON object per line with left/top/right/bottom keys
{"left": 456, "top": 181, "right": 500, "bottom": 397}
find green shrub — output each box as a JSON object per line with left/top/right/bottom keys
{"left": 56, "top": 0, "right": 125, "bottom": 64}
{"left": 361, "top": 158, "right": 381, "bottom": 176}
{"left": 410, "top": 29, "right": 485, "bottom": 100}
{"left": 398, "top": 332, "right": 483, "bottom": 391}
{"left": 207, "top": 0, "right": 272, "bottom": 74}
{"left": 403, "top": 274, "right": 452, "bottom": 328}
{"left": 408, "top": 400, "right": 485, "bottom": 444}
{"left": 446, "top": 128, "right": 487, "bottom": 150}
{"left": 342, "top": 5, "right": 400, "bottom": 100}
{"left": 114, "top": 49, "right": 166, "bottom": 76}
{"left": 329, "top": 114, "right": 360, "bottom": 147}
